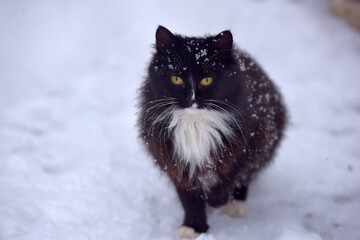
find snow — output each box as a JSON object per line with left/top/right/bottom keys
{"left": 1, "top": 0, "right": 360, "bottom": 240}
{"left": 278, "top": 229, "right": 322, "bottom": 240}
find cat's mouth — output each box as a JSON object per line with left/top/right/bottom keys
{"left": 185, "top": 103, "right": 199, "bottom": 113}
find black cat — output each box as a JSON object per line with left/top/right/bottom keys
{"left": 137, "top": 26, "right": 287, "bottom": 238}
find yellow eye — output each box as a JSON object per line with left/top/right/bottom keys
{"left": 171, "top": 76, "right": 183, "bottom": 85}
{"left": 200, "top": 77, "right": 213, "bottom": 86}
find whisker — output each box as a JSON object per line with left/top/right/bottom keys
{"left": 176, "top": 56, "right": 184, "bottom": 69}
{"left": 144, "top": 102, "right": 175, "bottom": 119}
{"left": 201, "top": 49, "right": 232, "bottom": 73}
{"left": 149, "top": 105, "right": 176, "bottom": 137}
{"left": 143, "top": 97, "right": 177, "bottom": 107}
{"left": 202, "top": 103, "right": 240, "bottom": 158}
{"left": 173, "top": 57, "right": 183, "bottom": 70}
{"left": 143, "top": 101, "right": 177, "bottom": 126}
{"left": 206, "top": 99, "right": 249, "bottom": 135}
{"left": 204, "top": 101, "right": 252, "bottom": 155}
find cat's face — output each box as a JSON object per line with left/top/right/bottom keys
{"left": 148, "top": 26, "right": 244, "bottom": 111}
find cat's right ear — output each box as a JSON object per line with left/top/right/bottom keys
{"left": 156, "top": 26, "right": 176, "bottom": 50}
{"left": 213, "top": 30, "right": 233, "bottom": 51}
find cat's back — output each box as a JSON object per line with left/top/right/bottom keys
{"left": 231, "top": 49, "right": 287, "bottom": 171}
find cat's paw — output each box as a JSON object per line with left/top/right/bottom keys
{"left": 223, "top": 200, "right": 246, "bottom": 218}
{"left": 179, "top": 226, "right": 199, "bottom": 239}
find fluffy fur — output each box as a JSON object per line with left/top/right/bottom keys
{"left": 169, "top": 108, "right": 234, "bottom": 177}
{"left": 137, "top": 26, "right": 287, "bottom": 237}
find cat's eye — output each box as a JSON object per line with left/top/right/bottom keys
{"left": 200, "top": 77, "right": 213, "bottom": 86}
{"left": 171, "top": 76, "right": 183, "bottom": 85}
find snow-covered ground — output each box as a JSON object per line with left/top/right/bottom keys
{"left": 1, "top": 0, "right": 360, "bottom": 239}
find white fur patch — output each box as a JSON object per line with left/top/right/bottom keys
{"left": 169, "top": 108, "right": 234, "bottom": 176}
{"left": 179, "top": 226, "right": 199, "bottom": 239}
{"left": 223, "top": 200, "right": 246, "bottom": 217}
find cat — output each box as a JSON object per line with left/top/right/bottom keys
{"left": 137, "top": 26, "right": 287, "bottom": 238}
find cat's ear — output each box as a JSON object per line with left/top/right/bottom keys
{"left": 213, "top": 30, "right": 233, "bottom": 51}
{"left": 156, "top": 26, "right": 176, "bottom": 49}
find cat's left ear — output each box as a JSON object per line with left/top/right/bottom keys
{"left": 213, "top": 30, "right": 233, "bottom": 51}
{"left": 155, "top": 26, "right": 177, "bottom": 50}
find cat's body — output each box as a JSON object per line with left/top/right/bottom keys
{"left": 137, "top": 26, "right": 287, "bottom": 238}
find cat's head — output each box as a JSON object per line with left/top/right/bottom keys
{"left": 147, "top": 26, "right": 245, "bottom": 112}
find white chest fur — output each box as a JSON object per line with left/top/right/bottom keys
{"left": 168, "top": 108, "right": 234, "bottom": 176}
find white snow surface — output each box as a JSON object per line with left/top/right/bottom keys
{"left": 1, "top": 0, "right": 360, "bottom": 240}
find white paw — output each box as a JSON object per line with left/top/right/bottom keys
{"left": 179, "top": 226, "right": 199, "bottom": 239}
{"left": 223, "top": 200, "right": 246, "bottom": 218}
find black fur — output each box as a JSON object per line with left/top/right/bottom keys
{"left": 137, "top": 26, "right": 287, "bottom": 234}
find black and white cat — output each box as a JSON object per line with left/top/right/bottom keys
{"left": 137, "top": 26, "right": 287, "bottom": 238}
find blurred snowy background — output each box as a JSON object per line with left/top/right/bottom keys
{"left": 0, "top": 0, "right": 359, "bottom": 240}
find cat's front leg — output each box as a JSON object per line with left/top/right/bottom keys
{"left": 206, "top": 183, "right": 230, "bottom": 208}
{"left": 175, "top": 186, "right": 209, "bottom": 238}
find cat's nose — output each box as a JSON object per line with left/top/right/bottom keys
{"left": 186, "top": 90, "right": 196, "bottom": 107}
